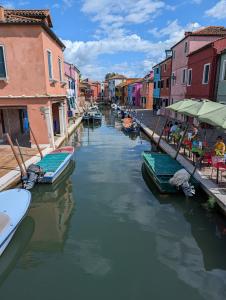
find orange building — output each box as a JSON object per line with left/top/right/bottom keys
{"left": 0, "top": 7, "right": 67, "bottom": 147}
{"left": 140, "top": 72, "right": 154, "bottom": 109}
{"left": 116, "top": 78, "right": 138, "bottom": 105}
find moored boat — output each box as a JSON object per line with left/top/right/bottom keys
{"left": 142, "top": 152, "right": 198, "bottom": 194}
{"left": 0, "top": 189, "right": 31, "bottom": 256}
{"left": 36, "top": 147, "right": 74, "bottom": 183}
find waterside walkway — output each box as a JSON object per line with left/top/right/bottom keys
{"left": 0, "top": 117, "right": 82, "bottom": 191}
{"left": 132, "top": 109, "right": 226, "bottom": 213}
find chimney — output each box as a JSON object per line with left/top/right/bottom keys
{"left": 185, "top": 31, "right": 192, "bottom": 37}
{"left": 0, "top": 6, "right": 5, "bottom": 22}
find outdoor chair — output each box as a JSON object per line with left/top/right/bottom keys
{"left": 211, "top": 156, "right": 226, "bottom": 183}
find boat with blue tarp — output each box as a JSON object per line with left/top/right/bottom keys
{"left": 142, "top": 152, "right": 198, "bottom": 194}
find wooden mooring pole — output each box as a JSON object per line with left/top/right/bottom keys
{"left": 6, "top": 133, "right": 26, "bottom": 177}
{"left": 157, "top": 118, "right": 168, "bottom": 149}
{"left": 29, "top": 127, "right": 43, "bottom": 159}
{"left": 15, "top": 138, "right": 27, "bottom": 172}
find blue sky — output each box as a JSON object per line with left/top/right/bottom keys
{"left": 2, "top": 0, "right": 226, "bottom": 80}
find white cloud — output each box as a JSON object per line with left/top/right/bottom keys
{"left": 63, "top": 18, "right": 202, "bottom": 80}
{"left": 205, "top": 0, "right": 226, "bottom": 19}
{"left": 149, "top": 20, "right": 201, "bottom": 44}
{"left": 82, "top": 0, "right": 167, "bottom": 35}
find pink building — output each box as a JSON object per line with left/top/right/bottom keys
{"left": 132, "top": 81, "right": 142, "bottom": 107}
{"left": 170, "top": 26, "right": 226, "bottom": 103}
{"left": 64, "top": 62, "right": 81, "bottom": 116}
{"left": 0, "top": 7, "right": 67, "bottom": 147}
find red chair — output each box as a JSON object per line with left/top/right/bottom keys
{"left": 202, "top": 151, "right": 213, "bottom": 166}
{"left": 211, "top": 156, "right": 226, "bottom": 183}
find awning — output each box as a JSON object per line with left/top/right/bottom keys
{"left": 199, "top": 106, "right": 226, "bottom": 129}
{"left": 177, "top": 99, "right": 223, "bottom": 117}
{"left": 166, "top": 99, "right": 194, "bottom": 112}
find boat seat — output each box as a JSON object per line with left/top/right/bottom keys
{"left": 0, "top": 212, "right": 10, "bottom": 233}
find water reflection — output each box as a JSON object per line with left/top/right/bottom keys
{"left": 142, "top": 164, "right": 226, "bottom": 300}
{"left": 0, "top": 217, "right": 35, "bottom": 286}
{"left": 27, "top": 161, "right": 75, "bottom": 252}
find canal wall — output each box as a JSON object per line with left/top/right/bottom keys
{"left": 0, "top": 117, "right": 82, "bottom": 191}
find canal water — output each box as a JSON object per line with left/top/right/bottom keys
{"left": 1, "top": 109, "right": 226, "bottom": 299}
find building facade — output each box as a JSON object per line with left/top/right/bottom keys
{"left": 170, "top": 26, "right": 226, "bottom": 103}
{"left": 0, "top": 7, "right": 67, "bottom": 147}
{"left": 64, "top": 62, "right": 81, "bottom": 116}
{"left": 159, "top": 55, "right": 172, "bottom": 107}
{"left": 140, "top": 72, "right": 154, "bottom": 109}
{"left": 153, "top": 64, "right": 161, "bottom": 107}
{"left": 186, "top": 37, "right": 226, "bottom": 100}
{"left": 108, "top": 75, "right": 127, "bottom": 102}
{"left": 216, "top": 49, "right": 226, "bottom": 103}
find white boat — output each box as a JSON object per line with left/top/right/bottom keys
{"left": 0, "top": 189, "right": 31, "bottom": 256}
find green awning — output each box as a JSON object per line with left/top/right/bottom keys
{"left": 166, "top": 99, "right": 195, "bottom": 112}
{"left": 177, "top": 99, "right": 223, "bottom": 117}
{"left": 199, "top": 106, "right": 226, "bottom": 129}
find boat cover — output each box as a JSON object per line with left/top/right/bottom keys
{"left": 36, "top": 153, "right": 69, "bottom": 173}
{"left": 143, "top": 153, "right": 182, "bottom": 176}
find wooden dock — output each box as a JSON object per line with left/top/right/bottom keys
{"left": 0, "top": 117, "right": 82, "bottom": 191}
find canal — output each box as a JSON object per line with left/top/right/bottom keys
{"left": 1, "top": 109, "right": 226, "bottom": 299}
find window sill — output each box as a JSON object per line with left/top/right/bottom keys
{"left": 49, "top": 79, "right": 58, "bottom": 85}
{"left": 0, "top": 77, "right": 8, "bottom": 83}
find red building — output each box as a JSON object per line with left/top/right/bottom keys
{"left": 160, "top": 56, "right": 172, "bottom": 107}
{"left": 186, "top": 37, "right": 226, "bottom": 100}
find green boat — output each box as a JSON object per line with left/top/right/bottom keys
{"left": 142, "top": 152, "right": 197, "bottom": 194}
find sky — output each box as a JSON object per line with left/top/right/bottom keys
{"left": 1, "top": 0, "right": 226, "bottom": 80}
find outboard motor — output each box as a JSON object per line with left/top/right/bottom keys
{"left": 169, "top": 169, "right": 195, "bottom": 197}
{"left": 22, "top": 164, "right": 44, "bottom": 190}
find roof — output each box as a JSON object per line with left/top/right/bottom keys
{"left": 0, "top": 7, "right": 65, "bottom": 49}
{"left": 188, "top": 36, "right": 226, "bottom": 57}
{"left": 159, "top": 56, "right": 172, "bottom": 66}
{"left": 108, "top": 74, "right": 127, "bottom": 80}
{"left": 171, "top": 26, "right": 226, "bottom": 49}
{"left": 2, "top": 8, "right": 53, "bottom": 27}
{"left": 64, "top": 61, "right": 81, "bottom": 74}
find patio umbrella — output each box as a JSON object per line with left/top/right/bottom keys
{"left": 199, "top": 106, "right": 226, "bottom": 129}
{"left": 166, "top": 99, "right": 195, "bottom": 112}
{"left": 177, "top": 99, "right": 223, "bottom": 117}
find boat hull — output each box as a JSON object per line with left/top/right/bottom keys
{"left": 37, "top": 147, "right": 74, "bottom": 184}
{"left": 142, "top": 152, "right": 198, "bottom": 194}
{"left": 0, "top": 189, "right": 31, "bottom": 256}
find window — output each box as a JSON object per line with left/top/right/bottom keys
{"left": 0, "top": 45, "right": 7, "bottom": 78}
{"left": 161, "top": 80, "right": 164, "bottom": 88}
{"left": 172, "top": 72, "right": 176, "bottom": 85}
{"left": 166, "top": 78, "right": 170, "bottom": 88}
{"left": 202, "top": 63, "right": 210, "bottom": 84}
{"left": 157, "top": 81, "right": 161, "bottom": 88}
{"left": 184, "top": 42, "right": 188, "bottom": 53}
{"left": 182, "top": 68, "right": 187, "bottom": 84}
{"left": 58, "top": 58, "right": 63, "bottom": 82}
{"left": 173, "top": 50, "right": 176, "bottom": 59}
{"left": 156, "top": 67, "right": 159, "bottom": 74}
{"left": 187, "top": 69, "right": 192, "bottom": 86}
{"left": 47, "top": 50, "right": 53, "bottom": 80}
{"left": 154, "top": 81, "right": 156, "bottom": 89}
{"left": 164, "top": 64, "right": 166, "bottom": 72}
{"left": 221, "top": 60, "right": 226, "bottom": 81}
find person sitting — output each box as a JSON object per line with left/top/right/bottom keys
{"left": 170, "top": 121, "right": 178, "bottom": 134}
{"left": 123, "top": 115, "right": 133, "bottom": 128}
{"left": 214, "top": 136, "right": 225, "bottom": 156}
